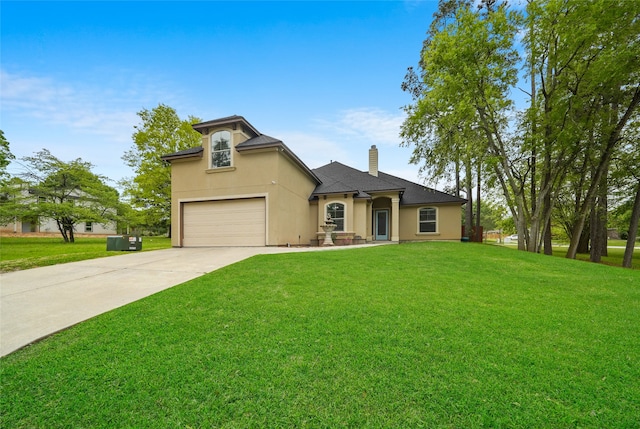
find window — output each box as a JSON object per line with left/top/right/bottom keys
{"left": 419, "top": 208, "right": 437, "bottom": 233}
{"left": 211, "top": 130, "right": 232, "bottom": 168}
{"left": 85, "top": 222, "right": 93, "bottom": 232}
{"left": 326, "top": 202, "right": 345, "bottom": 231}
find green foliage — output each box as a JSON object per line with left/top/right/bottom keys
{"left": 402, "top": 2, "right": 522, "bottom": 242}
{"left": 0, "top": 130, "right": 15, "bottom": 182}
{"left": 19, "top": 149, "right": 121, "bottom": 242}
{"left": 610, "top": 136, "right": 640, "bottom": 234}
{"left": 2, "top": 243, "right": 639, "bottom": 427}
{"left": 478, "top": 198, "right": 508, "bottom": 231}
{"left": 525, "top": 0, "right": 640, "bottom": 258}
{"left": 403, "top": 0, "right": 640, "bottom": 258}
{"left": 121, "top": 104, "right": 201, "bottom": 233}
{"left": 0, "top": 177, "right": 29, "bottom": 226}
{"left": 0, "top": 131, "right": 19, "bottom": 224}
{"left": 0, "top": 236, "right": 171, "bottom": 272}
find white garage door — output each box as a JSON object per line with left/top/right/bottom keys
{"left": 182, "top": 198, "right": 266, "bottom": 247}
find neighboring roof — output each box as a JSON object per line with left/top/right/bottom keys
{"left": 160, "top": 146, "right": 203, "bottom": 162}
{"left": 191, "top": 115, "right": 260, "bottom": 137}
{"left": 311, "top": 161, "right": 466, "bottom": 206}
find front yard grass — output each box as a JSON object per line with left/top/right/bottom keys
{"left": 0, "top": 236, "right": 172, "bottom": 272}
{"left": 493, "top": 239, "right": 639, "bottom": 269}
{"left": 1, "top": 242, "right": 639, "bottom": 427}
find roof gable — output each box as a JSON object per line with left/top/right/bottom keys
{"left": 191, "top": 115, "right": 260, "bottom": 137}
{"left": 162, "top": 117, "right": 320, "bottom": 184}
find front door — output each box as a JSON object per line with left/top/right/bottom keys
{"left": 374, "top": 209, "right": 389, "bottom": 241}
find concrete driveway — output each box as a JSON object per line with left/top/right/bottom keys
{"left": 0, "top": 244, "right": 386, "bottom": 357}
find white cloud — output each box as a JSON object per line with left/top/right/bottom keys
{"left": 318, "top": 107, "right": 406, "bottom": 147}
{"left": 384, "top": 166, "right": 424, "bottom": 183}
{"left": 273, "top": 131, "right": 351, "bottom": 169}
{"left": 269, "top": 108, "right": 428, "bottom": 184}
{"left": 1, "top": 69, "right": 140, "bottom": 144}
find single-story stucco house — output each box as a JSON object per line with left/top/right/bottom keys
{"left": 162, "top": 115, "right": 466, "bottom": 247}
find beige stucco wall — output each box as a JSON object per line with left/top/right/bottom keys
{"left": 270, "top": 150, "right": 318, "bottom": 246}
{"left": 398, "top": 204, "right": 462, "bottom": 241}
{"left": 168, "top": 127, "right": 317, "bottom": 246}
{"left": 352, "top": 199, "right": 369, "bottom": 240}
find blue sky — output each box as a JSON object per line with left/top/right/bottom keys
{"left": 2, "top": 1, "right": 441, "bottom": 188}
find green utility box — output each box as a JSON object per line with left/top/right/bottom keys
{"left": 107, "top": 235, "right": 142, "bottom": 251}
{"left": 126, "top": 235, "right": 142, "bottom": 251}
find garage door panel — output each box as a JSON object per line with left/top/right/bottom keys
{"left": 182, "top": 198, "right": 265, "bottom": 247}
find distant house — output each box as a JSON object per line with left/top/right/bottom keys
{"left": 0, "top": 186, "right": 117, "bottom": 235}
{"left": 2, "top": 217, "right": 116, "bottom": 235}
{"left": 162, "top": 115, "right": 466, "bottom": 247}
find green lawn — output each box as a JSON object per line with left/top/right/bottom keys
{"left": 493, "top": 240, "right": 640, "bottom": 270}
{"left": 553, "top": 246, "right": 640, "bottom": 270}
{"left": 1, "top": 242, "right": 639, "bottom": 428}
{"left": 0, "top": 236, "right": 172, "bottom": 272}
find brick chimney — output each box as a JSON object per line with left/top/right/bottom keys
{"left": 368, "top": 145, "right": 378, "bottom": 177}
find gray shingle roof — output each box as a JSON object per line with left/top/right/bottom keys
{"left": 312, "top": 162, "right": 403, "bottom": 196}
{"left": 160, "top": 146, "right": 203, "bottom": 161}
{"left": 311, "top": 161, "right": 466, "bottom": 206}
{"left": 377, "top": 171, "right": 467, "bottom": 205}
{"left": 192, "top": 115, "right": 260, "bottom": 137}
{"left": 235, "top": 134, "right": 283, "bottom": 149}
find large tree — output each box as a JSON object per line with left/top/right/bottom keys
{"left": 611, "top": 133, "right": 640, "bottom": 269}
{"left": 20, "top": 149, "right": 121, "bottom": 242}
{"left": 526, "top": 0, "right": 640, "bottom": 259}
{"left": 122, "top": 104, "right": 201, "bottom": 233}
{"left": 403, "top": 0, "right": 640, "bottom": 262}
{"left": 401, "top": 0, "right": 521, "bottom": 245}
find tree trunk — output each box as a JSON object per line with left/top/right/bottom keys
{"left": 62, "top": 217, "right": 76, "bottom": 243}
{"left": 543, "top": 189, "right": 553, "bottom": 255}
{"left": 577, "top": 224, "right": 590, "bottom": 254}
{"left": 56, "top": 218, "right": 69, "bottom": 242}
{"left": 476, "top": 166, "right": 481, "bottom": 242}
{"left": 590, "top": 172, "right": 608, "bottom": 262}
{"left": 622, "top": 180, "right": 640, "bottom": 268}
{"left": 567, "top": 87, "right": 640, "bottom": 259}
{"left": 464, "top": 162, "right": 473, "bottom": 240}
{"left": 455, "top": 159, "right": 461, "bottom": 198}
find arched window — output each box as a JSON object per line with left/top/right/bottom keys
{"left": 326, "top": 202, "right": 345, "bottom": 231}
{"left": 419, "top": 207, "right": 437, "bottom": 233}
{"left": 211, "top": 130, "right": 231, "bottom": 168}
